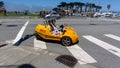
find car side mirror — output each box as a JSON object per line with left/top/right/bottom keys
{"left": 63, "top": 30, "right": 66, "bottom": 32}
{"left": 62, "top": 30, "right": 66, "bottom": 35}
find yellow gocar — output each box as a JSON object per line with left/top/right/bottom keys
{"left": 35, "top": 20, "right": 79, "bottom": 46}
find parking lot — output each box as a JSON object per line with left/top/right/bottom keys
{"left": 0, "top": 17, "right": 120, "bottom": 68}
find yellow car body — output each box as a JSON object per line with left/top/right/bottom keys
{"left": 35, "top": 23, "right": 79, "bottom": 46}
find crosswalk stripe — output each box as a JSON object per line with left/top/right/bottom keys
{"left": 67, "top": 44, "right": 97, "bottom": 64}
{"left": 34, "top": 38, "right": 47, "bottom": 49}
{"left": 104, "top": 34, "right": 120, "bottom": 41}
{"left": 13, "top": 21, "right": 29, "bottom": 45}
{"left": 83, "top": 35, "right": 120, "bottom": 57}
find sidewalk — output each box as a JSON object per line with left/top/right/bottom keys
{"left": 0, "top": 44, "right": 98, "bottom": 68}
{"left": 0, "top": 44, "right": 69, "bottom": 68}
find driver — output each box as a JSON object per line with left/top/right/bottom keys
{"left": 48, "top": 19, "right": 61, "bottom": 35}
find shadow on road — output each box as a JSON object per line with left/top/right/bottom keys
{"left": 0, "top": 64, "right": 36, "bottom": 68}
{"left": 18, "top": 64, "right": 36, "bottom": 68}
{"left": 6, "top": 24, "right": 18, "bottom": 27}
{"left": 13, "top": 33, "right": 79, "bottom": 46}
{"left": 13, "top": 33, "right": 35, "bottom": 46}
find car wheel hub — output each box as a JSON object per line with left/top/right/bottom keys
{"left": 62, "top": 37, "right": 71, "bottom": 46}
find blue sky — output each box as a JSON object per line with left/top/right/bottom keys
{"left": 1, "top": 0, "right": 120, "bottom": 12}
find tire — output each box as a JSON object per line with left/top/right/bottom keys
{"left": 61, "top": 36, "right": 72, "bottom": 46}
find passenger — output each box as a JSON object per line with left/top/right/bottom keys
{"left": 48, "top": 19, "right": 61, "bottom": 35}
{"left": 48, "top": 20, "right": 54, "bottom": 31}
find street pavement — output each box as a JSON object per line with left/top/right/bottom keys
{"left": 0, "top": 17, "right": 120, "bottom": 68}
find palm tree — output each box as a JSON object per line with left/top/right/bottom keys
{"left": 53, "top": 7, "right": 60, "bottom": 12}
{"left": 72, "top": 2, "right": 79, "bottom": 13}
{"left": 78, "top": 2, "right": 85, "bottom": 13}
{"left": 57, "top": 5, "right": 62, "bottom": 9}
{"left": 68, "top": 2, "right": 74, "bottom": 9}
{"left": 95, "top": 5, "right": 102, "bottom": 12}
{"left": 0, "top": 1, "right": 4, "bottom": 8}
{"left": 97, "top": 5, "right": 102, "bottom": 12}
{"left": 88, "top": 3, "right": 94, "bottom": 12}
{"left": 94, "top": 5, "right": 98, "bottom": 12}
{"left": 72, "top": 2, "right": 85, "bottom": 13}
{"left": 60, "top": 2, "right": 67, "bottom": 9}
{"left": 0, "top": 1, "right": 6, "bottom": 16}
{"left": 91, "top": 3, "right": 96, "bottom": 12}
{"left": 85, "top": 2, "right": 89, "bottom": 12}
{"left": 107, "top": 4, "right": 111, "bottom": 11}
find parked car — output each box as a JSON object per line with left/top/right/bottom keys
{"left": 94, "top": 12, "right": 101, "bottom": 17}
{"left": 72, "top": 13, "right": 81, "bottom": 16}
{"left": 45, "top": 12, "right": 61, "bottom": 19}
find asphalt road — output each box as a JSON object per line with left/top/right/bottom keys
{"left": 0, "top": 17, "right": 120, "bottom": 68}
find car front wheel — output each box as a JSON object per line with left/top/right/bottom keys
{"left": 61, "top": 36, "right": 72, "bottom": 46}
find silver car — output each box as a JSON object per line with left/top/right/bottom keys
{"left": 45, "top": 12, "right": 61, "bottom": 19}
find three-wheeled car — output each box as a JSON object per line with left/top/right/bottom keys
{"left": 35, "top": 19, "right": 79, "bottom": 46}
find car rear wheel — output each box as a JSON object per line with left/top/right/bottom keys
{"left": 61, "top": 36, "right": 72, "bottom": 46}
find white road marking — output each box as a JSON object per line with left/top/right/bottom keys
{"left": 34, "top": 38, "right": 47, "bottom": 49}
{"left": 67, "top": 44, "right": 97, "bottom": 64}
{"left": 5, "top": 40, "right": 14, "bottom": 44}
{"left": 104, "top": 34, "right": 120, "bottom": 41}
{"left": 13, "top": 21, "right": 29, "bottom": 45}
{"left": 83, "top": 35, "right": 120, "bottom": 57}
